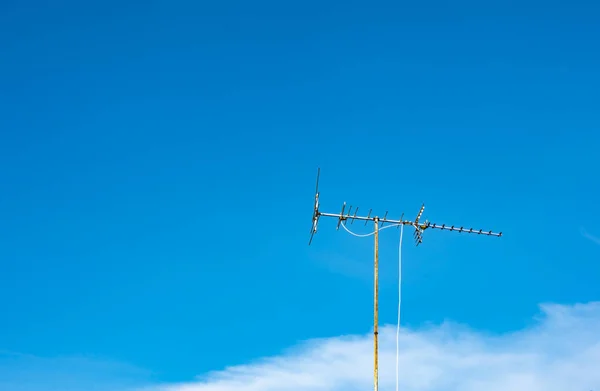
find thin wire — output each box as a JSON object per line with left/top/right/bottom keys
{"left": 340, "top": 221, "right": 401, "bottom": 237}
{"left": 340, "top": 220, "right": 405, "bottom": 391}
{"left": 396, "top": 224, "right": 404, "bottom": 391}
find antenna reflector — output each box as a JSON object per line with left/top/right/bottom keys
{"left": 308, "top": 168, "right": 321, "bottom": 245}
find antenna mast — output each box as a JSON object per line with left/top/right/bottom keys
{"left": 308, "top": 168, "right": 502, "bottom": 391}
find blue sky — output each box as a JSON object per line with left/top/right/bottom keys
{"left": 1, "top": 0, "right": 599, "bottom": 390}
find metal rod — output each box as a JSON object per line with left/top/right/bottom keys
{"left": 336, "top": 203, "right": 346, "bottom": 230}
{"left": 373, "top": 218, "right": 379, "bottom": 391}
{"left": 320, "top": 212, "right": 406, "bottom": 223}
{"left": 381, "top": 211, "right": 388, "bottom": 227}
{"left": 351, "top": 207, "right": 359, "bottom": 223}
{"left": 315, "top": 213, "right": 502, "bottom": 236}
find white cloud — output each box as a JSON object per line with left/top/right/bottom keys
{"left": 150, "top": 302, "right": 600, "bottom": 391}
{"left": 4, "top": 303, "right": 600, "bottom": 391}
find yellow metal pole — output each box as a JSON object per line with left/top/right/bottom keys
{"left": 374, "top": 217, "right": 379, "bottom": 391}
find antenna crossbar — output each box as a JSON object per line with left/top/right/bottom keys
{"left": 316, "top": 212, "right": 502, "bottom": 237}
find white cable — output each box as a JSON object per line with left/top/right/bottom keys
{"left": 396, "top": 224, "right": 404, "bottom": 391}
{"left": 340, "top": 220, "right": 405, "bottom": 391}
{"left": 340, "top": 221, "right": 402, "bottom": 237}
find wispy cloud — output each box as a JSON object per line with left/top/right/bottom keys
{"left": 581, "top": 227, "right": 600, "bottom": 245}
{"left": 152, "top": 302, "right": 600, "bottom": 391}
{"left": 4, "top": 302, "right": 600, "bottom": 391}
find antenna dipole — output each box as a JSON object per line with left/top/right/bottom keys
{"left": 308, "top": 168, "right": 502, "bottom": 391}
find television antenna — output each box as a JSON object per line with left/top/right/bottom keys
{"left": 308, "top": 168, "right": 502, "bottom": 391}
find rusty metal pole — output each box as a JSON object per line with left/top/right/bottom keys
{"left": 374, "top": 217, "right": 379, "bottom": 391}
